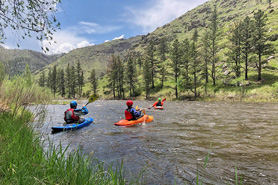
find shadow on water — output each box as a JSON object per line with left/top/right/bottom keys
{"left": 31, "top": 100, "right": 278, "bottom": 184}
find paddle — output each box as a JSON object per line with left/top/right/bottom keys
{"left": 147, "top": 98, "right": 166, "bottom": 109}
{"left": 85, "top": 94, "right": 99, "bottom": 106}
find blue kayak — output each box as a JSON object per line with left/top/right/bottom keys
{"left": 51, "top": 117, "right": 94, "bottom": 132}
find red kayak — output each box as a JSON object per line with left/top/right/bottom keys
{"left": 114, "top": 115, "right": 153, "bottom": 126}
{"left": 154, "top": 106, "right": 163, "bottom": 110}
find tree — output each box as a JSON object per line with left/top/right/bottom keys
{"left": 76, "top": 61, "right": 83, "bottom": 97}
{"left": 66, "top": 64, "right": 71, "bottom": 98}
{"left": 52, "top": 65, "right": 57, "bottom": 97}
{"left": 58, "top": 69, "right": 65, "bottom": 97}
{"left": 157, "top": 37, "right": 168, "bottom": 87}
{"left": 107, "top": 55, "right": 117, "bottom": 99}
{"left": 143, "top": 57, "right": 152, "bottom": 99}
{"left": 171, "top": 39, "right": 181, "bottom": 99}
{"left": 201, "top": 31, "right": 210, "bottom": 93}
{"left": 0, "top": 62, "right": 5, "bottom": 87}
{"left": 70, "top": 65, "right": 76, "bottom": 98}
{"left": 241, "top": 16, "right": 253, "bottom": 80}
{"left": 209, "top": 3, "right": 219, "bottom": 86}
{"left": 89, "top": 69, "right": 98, "bottom": 94}
{"left": 137, "top": 55, "right": 142, "bottom": 71}
{"left": 0, "top": 0, "right": 61, "bottom": 52}
{"left": 252, "top": 10, "right": 273, "bottom": 81}
{"left": 24, "top": 63, "right": 32, "bottom": 86}
{"left": 47, "top": 69, "right": 52, "bottom": 88}
{"left": 228, "top": 21, "right": 243, "bottom": 85}
{"left": 180, "top": 38, "right": 191, "bottom": 92}
{"left": 146, "top": 41, "right": 156, "bottom": 88}
{"left": 190, "top": 29, "right": 200, "bottom": 99}
{"left": 38, "top": 71, "right": 45, "bottom": 87}
{"left": 125, "top": 54, "right": 137, "bottom": 97}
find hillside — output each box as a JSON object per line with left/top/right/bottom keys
{"left": 36, "top": 35, "right": 143, "bottom": 78}
{"left": 0, "top": 47, "right": 62, "bottom": 76}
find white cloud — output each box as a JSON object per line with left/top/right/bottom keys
{"left": 104, "top": 40, "right": 110, "bottom": 43}
{"left": 125, "top": 0, "right": 209, "bottom": 33}
{"left": 42, "top": 30, "right": 94, "bottom": 54}
{"left": 79, "top": 21, "right": 121, "bottom": 34}
{"left": 112, "top": 35, "right": 124, "bottom": 40}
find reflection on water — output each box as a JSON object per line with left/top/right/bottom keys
{"left": 32, "top": 100, "right": 278, "bottom": 184}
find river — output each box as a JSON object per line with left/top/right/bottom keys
{"left": 32, "top": 100, "right": 278, "bottom": 184}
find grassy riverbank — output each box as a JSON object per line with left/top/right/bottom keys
{"left": 0, "top": 75, "right": 137, "bottom": 184}
{"left": 0, "top": 112, "right": 133, "bottom": 184}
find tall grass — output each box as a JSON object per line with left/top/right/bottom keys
{"left": 0, "top": 74, "right": 136, "bottom": 184}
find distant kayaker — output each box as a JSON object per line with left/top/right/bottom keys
{"left": 64, "top": 100, "right": 89, "bottom": 124}
{"left": 125, "top": 100, "right": 142, "bottom": 121}
{"left": 153, "top": 98, "right": 164, "bottom": 107}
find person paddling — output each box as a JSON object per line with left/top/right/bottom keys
{"left": 125, "top": 100, "right": 142, "bottom": 121}
{"left": 64, "top": 100, "right": 89, "bottom": 124}
{"left": 153, "top": 98, "right": 164, "bottom": 107}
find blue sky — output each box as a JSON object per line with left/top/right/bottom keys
{"left": 2, "top": 0, "right": 209, "bottom": 54}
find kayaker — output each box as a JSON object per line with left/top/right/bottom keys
{"left": 153, "top": 98, "right": 164, "bottom": 107}
{"left": 64, "top": 100, "right": 89, "bottom": 124}
{"left": 125, "top": 100, "right": 142, "bottom": 121}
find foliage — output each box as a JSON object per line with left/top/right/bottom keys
{"left": 0, "top": 62, "right": 5, "bottom": 86}
{"left": 0, "top": 0, "right": 61, "bottom": 52}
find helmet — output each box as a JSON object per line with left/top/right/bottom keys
{"left": 126, "top": 100, "right": 133, "bottom": 106}
{"left": 158, "top": 98, "right": 161, "bottom": 101}
{"left": 70, "top": 100, "right": 77, "bottom": 108}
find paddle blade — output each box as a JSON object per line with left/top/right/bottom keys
{"left": 88, "top": 94, "right": 99, "bottom": 104}
{"left": 136, "top": 106, "right": 138, "bottom": 110}
{"left": 162, "top": 98, "right": 166, "bottom": 102}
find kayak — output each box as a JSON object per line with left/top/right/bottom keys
{"left": 114, "top": 115, "right": 153, "bottom": 126}
{"left": 51, "top": 117, "right": 93, "bottom": 132}
{"left": 154, "top": 106, "right": 163, "bottom": 110}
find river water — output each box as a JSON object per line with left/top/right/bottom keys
{"left": 32, "top": 100, "right": 278, "bottom": 184}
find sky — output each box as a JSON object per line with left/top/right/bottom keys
{"left": 1, "top": 0, "right": 209, "bottom": 55}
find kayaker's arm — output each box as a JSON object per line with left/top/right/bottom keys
{"left": 81, "top": 105, "right": 89, "bottom": 115}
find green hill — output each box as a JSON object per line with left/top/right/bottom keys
{"left": 36, "top": 35, "right": 143, "bottom": 78}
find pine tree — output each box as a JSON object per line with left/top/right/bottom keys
{"left": 137, "top": 55, "right": 142, "bottom": 71}
{"left": 190, "top": 29, "right": 200, "bottom": 99}
{"left": 252, "top": 9, "right": 272, "bottom": 81}
{"left": 241, "top": 16, "right": 253, "bottom": 80}
{"left": 58, "top": 69, "right": 65, "bottom": 97}
{"left": 116, "top": 56, "right": 125, "bottom": 99}
{"left": 158, "top": 37, "right": 168, "bottom": 88}
{"left": 143, "top": 57, "right": 152, "bottom": 99}
{"left": 126, "top": 54, "right": 136, "bottom": 97}
{"left": 47, "top": 69, "right": 52, "bottom": 89}
{"left": 38, "top": 71, "right": 45, "bottom": 87}
{"left": 24, "top": 63, "right": 32, "bottom": 86}
{"left": 0, "top": 62, "right": 5, "bottom": 87}
{"left": 107, "top": 55, "right": 117, "bottom": 99}
{"left": 90, "top": 69, "right": 98, "bottom": 94}
{"left": 52, "top": 65, "right": 57, "bottom": 97}
{"left": 180, "top": 38, "right": 191, "bottom": 91}
{"left": 229, "top": 21, "right": 243, "bottom": 85}
{"left": 209, "top": 3, "right": 219, "bottom": 86}
{"left": 146, "top": 41, "right": 156, "bottom": 88}
{"left": 201, "top": 31, "right": 210, "bottom": 94}
{"left": 171, "top": 39, "right": 181, "bottom": 99}
{"left": 76, "top": 60, "right": 83, "bottom": 97}
{"left": 66, "top": 64, "right": 71, "bottom": 98}
{"left": 70, "top": 65, "right": 76, "bottom": 98}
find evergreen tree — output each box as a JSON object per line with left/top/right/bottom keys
{"left": 158, "top": 37, "right": 168, "bottom": 87}
{"left": 137, "top": 55, "right": 142, "bottom": 71}
{"left": 229, "top": 21, "right": 243, "bottom": 85}
{"left": 107, "top": 55, "right": 117, "bottom": 99}
{"left": 252, "top": 9, "right": 272, "bottom": 81}
{"left": 143, "top": 57, "right": 152, "bottom": 99}
{"left": 180, "top": 38, "right": 191, "bottom": 92}
{"left": 126, "top": 54, "right": 137, "bottom": 97}
{"left": 47, "top": 69, "right": 52, "bottom": 89}
{"left": 24, "top": 63, "right": 32, "bottom": 86}
{"left": 209, "top": 3, "right": 219, "bottom": 86}
{"left": 76, "top": 61, "right": 82, "bottom": 97}
{"left": 70, "top": 65, "right": 76, "bottom": 98}
{"left": 52, "top": 65, "right": 57, "bottom": 97}
{"left": 146, "top": 41, "right": 156, "bottom": 88}
{"left": 38, "top": 71, "right": 45, "bottom": 87}
{"left": 58, "top": 69, "right": 65, "bottom": 97}
{"left": 89, "top": 69, "right": 98, "bottom": 94}
{"left": 201, "top": 31, "right": 210, "bottom": 94}
{"left": 116, "top": 56, "right": 125, "bottom": 99}
{"left": 171, "top": 39, "right": 181, "bottom": 99}
{"left": 190, "top": 29, "right": 200, "bottom": 99}
{"left": 241, "top": 16, "right": 253, "bottom": 80}
{"left": 66, "top": 64, "right": 71, "bottom": 98}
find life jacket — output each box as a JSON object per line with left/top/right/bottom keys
{"left": 125, "top": 108, "right": 136, "bottom": 121}
{"left": 64, "top": 108, "right": 79, "bottom": 123}
{"left": 153, "top": 101, "right": 163, "bottom": 107}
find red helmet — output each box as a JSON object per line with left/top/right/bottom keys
{"left": 126, "top": 100, "right": 133, "bottom": 106}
